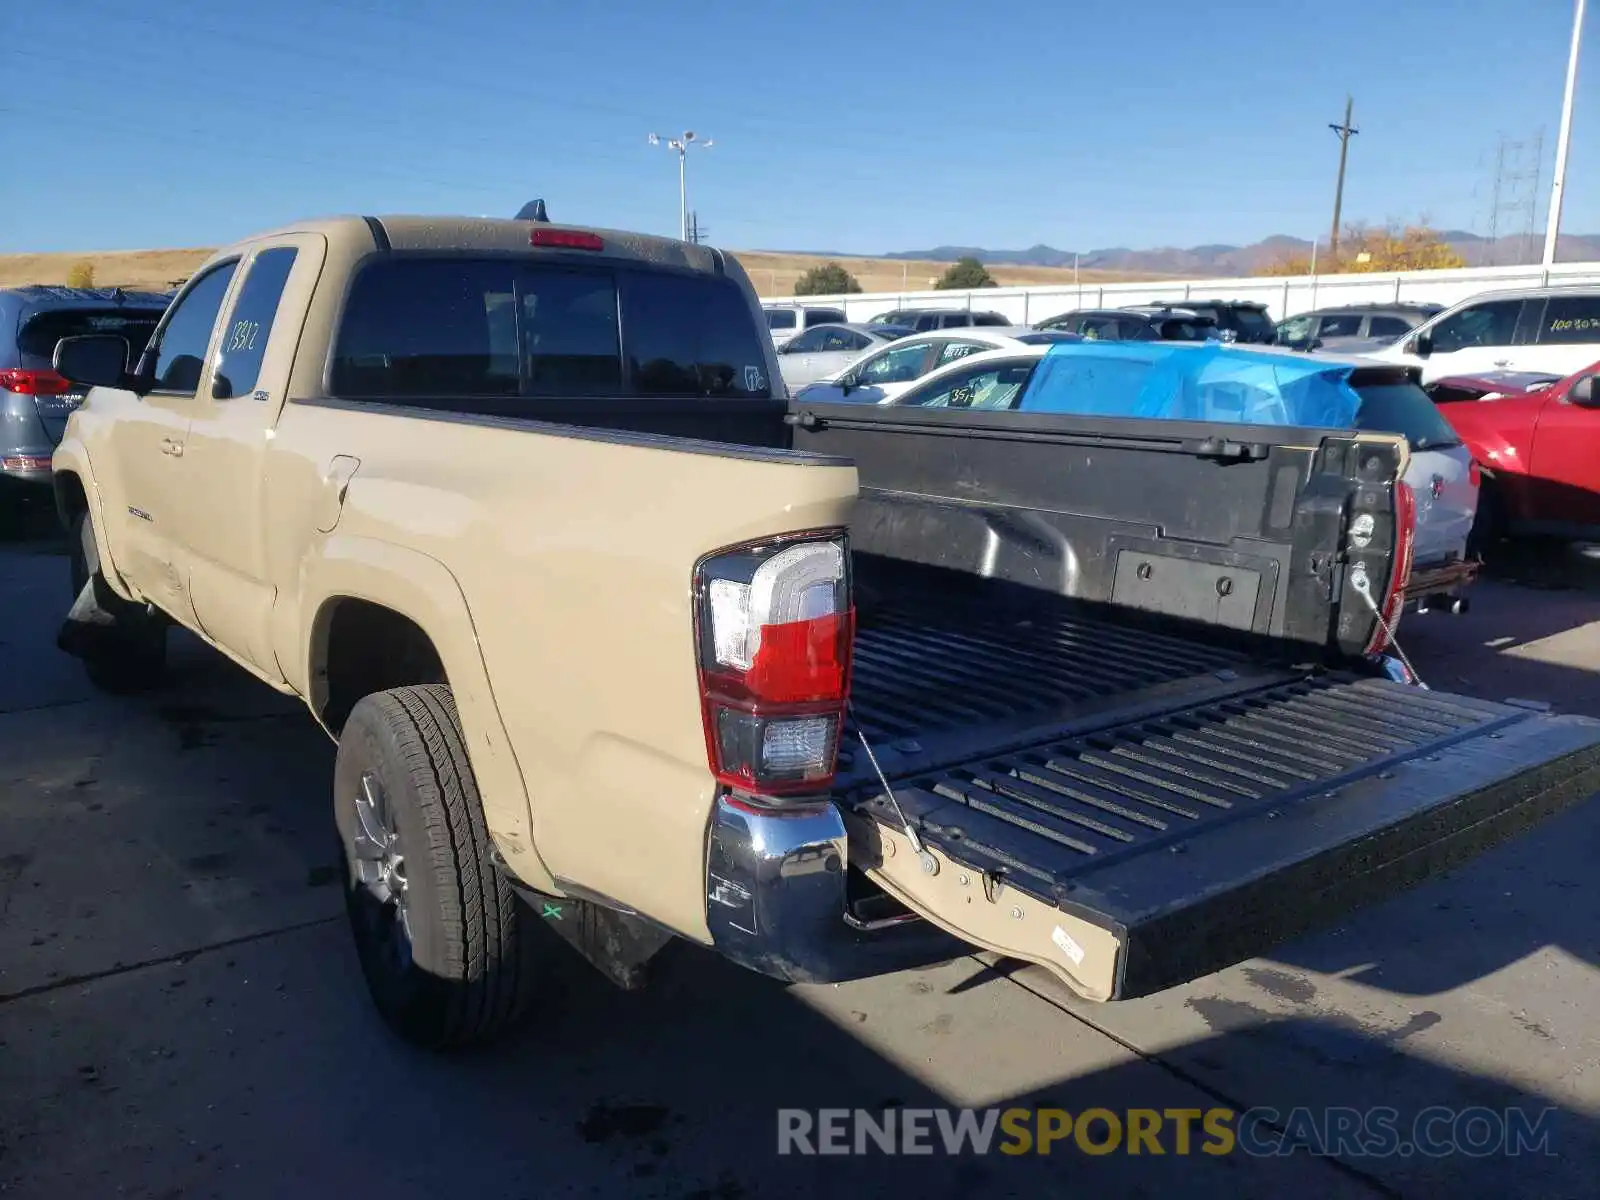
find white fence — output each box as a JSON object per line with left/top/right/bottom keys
{"left": 760, "top": 261, "right": 1600, "bottom": 325}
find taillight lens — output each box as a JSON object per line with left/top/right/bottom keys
{"left": 694, "top": 532, "right": 853, "bottom": 798}
{"left": 0, "top": 368, "right": 73, "bottom": 396}
{"left": 530, "top": 228, "right": 604, "bottom": 251}
{"left": 1468, "top": 459, "right": 1482, "bottom": 488}
{"left": 1364, "top": 480, "right": 1416, "bottom": 654}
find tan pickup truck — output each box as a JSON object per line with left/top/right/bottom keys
{"left": 50, "top": 212, "right": 1600, "bottom": 1050}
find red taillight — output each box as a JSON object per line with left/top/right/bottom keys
{"left": 1364, "top": 480, "right": 1416, "bottom": 654}
{"left": 530, "top": 228, "right": 604, "bottom": 251}
{"left": 1468, "top": 459, "right": 1483, "bottom": 488}
{"left": 0, "top": 368, "right": 73, "bottom": 396}
{"left": 694, "top": 533, "right": 853, "bottom": 799}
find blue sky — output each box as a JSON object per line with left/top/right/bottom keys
{"left": 2, "top": 0, "right": 1595, "bottom": 255}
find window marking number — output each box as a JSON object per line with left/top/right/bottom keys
{"left": 227, "top": 319, "right": 262, "bottom": 354}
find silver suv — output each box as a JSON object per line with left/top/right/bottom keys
{"left": 1275, "top": 303, "right": 1442, "bottom": 354}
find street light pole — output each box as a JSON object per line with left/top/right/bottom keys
{"left": 1543, "top": 0, "right": 1586, "bottom": 266}
{"left": 648, "top": 130, "right": 714, "bottom": 242}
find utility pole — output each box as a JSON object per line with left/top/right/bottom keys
{"left": 1328, "top": 96, "right": 1358, "bottom": 263}
{"left": 688, "top": 211, "right": 708, "bottom": 245}
{"left": 647, "top": 131, "right": 714, "bottom": 242}
{"left": 1543, "top": 0, "right": 1586, "bottom": 266}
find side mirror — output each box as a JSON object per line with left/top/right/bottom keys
{"left": 1570, "top": 375, "right": 1597, "bottom": 407}
{"left": 53, "top": 335, "right": 133, "bottom": 390}
{"left": 839, "top": 375, "right": 857, "bottom": 394}
{"left": 1410, "top": 331, "right": 1434, "bottom": 358}
{"left": 1307, "top": 337, "right": 1324, "bottom": 352}
{"left": 212, "top": 373, "right": 235, "bottom": 400}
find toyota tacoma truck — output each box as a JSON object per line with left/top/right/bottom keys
{"left": 49, "top": 213, "right": 1600, "bottom": 1049}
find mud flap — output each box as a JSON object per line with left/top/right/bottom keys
{"left": 57, "top": 578, "right": 128, "bottom": 660}
{"left": 843, "top": 676, "right": 1600, "bottom": 1001}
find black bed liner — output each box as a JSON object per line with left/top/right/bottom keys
{"left": 839, "top": 597, "right": 1600, "bottom": 998}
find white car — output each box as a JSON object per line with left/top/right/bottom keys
{"left": 839, "top": 341, "right": 1478, "bottom": 581}
{"left": 774, "top": 323, "right": 912, "bottom": 390}
{"left": 1366, "top": 285, "right": 1600, "bottom": 384}
{"left": 791, "top": 326, "right": 1081, "bottom": 405}
{"left": 761, "top": 302, "right": 846, "bottom": 349}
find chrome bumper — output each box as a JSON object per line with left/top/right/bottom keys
{"left": 705, "top": 793, "right": 957, "bottom": 984}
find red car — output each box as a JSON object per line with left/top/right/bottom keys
{"left": 1427, "top": 360, "right": 1600, "bottom": 544}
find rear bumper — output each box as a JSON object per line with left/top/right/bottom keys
{"left": 705, "top": 795, "right": 961, "bottom": 984}
{"left": 1404, "top": 555, "right": 1479, "bottom": 604}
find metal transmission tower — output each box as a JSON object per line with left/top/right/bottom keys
{"left": 1483, "top": 131, "right": 1546, "bottom": 265}
{"left": 688, "top": 211, "right": 708, "bottom": 245}
{"left": 647, "top": 131, "right": 714, "bottom": 242}
{"left": 1327, "top": 97, "right": 1359, "bottom": 262}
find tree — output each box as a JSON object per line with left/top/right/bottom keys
{"left": 934, "top": 257, "right": 996, "bottom": 289}
{"left": 65, "top": 260, "right": 96, "bottom": 288}
{"left": 793, "top": 262, "right": 862, "bottom": 296}
{"left": 1263, "top": 222, "right": 1466, "bottom": 276}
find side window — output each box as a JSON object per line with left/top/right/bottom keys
{"left": 818, "top": 329, "right": 853, "bottom": 352}
{"left": 972, "top": 312, "right": 1009, "bottom": 327}
{"left": 213, "top": 247, "right": 298, "bottom": 399}
{"left": 941, "top": 313, "right": 972, "bottom": 328}
{"left": 915, "top": 315, "right": 941, "bottom": 331}
{"left": 144, "top": 262, "right": 239, "bottom": 394}
{"left": 1317, "top": 313, "right": 1363, "bottom": 338}
{"left": 766, "top": 309, "right": 797, "bottom": 331}
{"left": 1276, "top": 314, "right": 1315, "bottom": 343}
{"left": 783, "top": 328, "right": 829, "bottom": 354}
{"left": 901, "top": 362, "right": 1034, "bottom": 410}
{"left": 844, "top": 330, "right": 873, "bottom": 351}
{"left": 858, "top": 341, "right": 934, "bottom": 384}
{"left": 805, "top": 309, "right": 844, "bottom": 328}
{"left": 1368, "top": 315, "right": 1411, "bottom": 339}
{"left": 937, "top": 341, "right": 987, "bottom": 365}
{"left": 1428, "top": 300, "right": 1523, "bottom": 354}
{"left": 1079, "top": 317, "right": 1119, "bottom": 341}
{"left": 1539, "top": 295, "right": 1600, "bottom": 344}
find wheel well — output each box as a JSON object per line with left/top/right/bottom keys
{"left": 54, "top": 471, "right": 87, "bottom": 529}
{"left": 317, "top": 599, "right": 447, "bottom": 735}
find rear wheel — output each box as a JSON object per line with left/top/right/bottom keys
{"left": 65, "top": 511, "right": 167, "bottom": 693}
{"left": 334, "top": 684, "right": 539, "bottom": 1049}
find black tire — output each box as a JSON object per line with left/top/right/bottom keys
{"left": 334, "top": 684, "right": 538, "bottom": 1049}
{"left": 66, "top": 511, "right": 167, "bottom": 693}
{"left": 1466, "top": 481, "right": 1505, "bottom": 562}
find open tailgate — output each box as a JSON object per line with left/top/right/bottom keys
{"left": 842, "top": 674, "right": 1600, "bottom": 1001}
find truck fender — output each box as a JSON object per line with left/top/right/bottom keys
{"left": 289, "top": 535, "right": 559, "bottom": 894}
{"left": 50, "top": 441, "right": 138, "bottom": 604}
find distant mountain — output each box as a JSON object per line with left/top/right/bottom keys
{"left": 883, "top": 232, "right": 1600, "bottom": 276}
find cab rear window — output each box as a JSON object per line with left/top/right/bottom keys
{"left": 1352, "top": 381, "right": 1462, "bottom": 452}
{"left": 331, "top": 258, "right": 772, "bottom": 403}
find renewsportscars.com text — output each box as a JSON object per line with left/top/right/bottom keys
{"left": 777, "top": 1106, "right": 1557, "bottom": 1158}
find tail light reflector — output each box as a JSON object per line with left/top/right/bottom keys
{"left": 1364, "top": 480, "right": 1416, "bottom": 654}
{"left": 0, "top": 368, "right": 73, "bottom": 396}
{"left": 694, "top": 533, "right": 853, "bottom": 799}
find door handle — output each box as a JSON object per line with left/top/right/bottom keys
{"left": 160, "top": 438, "right": 184, "bottom": 457}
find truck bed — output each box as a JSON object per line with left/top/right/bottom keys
{"left": 840, "top": 591, "right": 1600, "bottom": 999}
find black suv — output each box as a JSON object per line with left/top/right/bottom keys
{"left": 867, "top": 308, "right": 1012, "bottom": 332}
{"left": 1122, "top": 300, "right": 1276, "bottom": 344}
{"left": 1033, "top": 307, "right": 1220, "bottom": 342}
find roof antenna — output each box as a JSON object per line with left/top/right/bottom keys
{"left": 515, "top": 198, "right": 550, "bottom": 223}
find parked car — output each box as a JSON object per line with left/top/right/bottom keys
{"left": 863, "top": 340, "right": 1477, "bottom": 608}
{"left": 1034, "top": 307, "right": 1220, "bottom": 342}
{"left": 1426, "top": 359, "right": 1600, "bottom": 546}
{"left": 1275, "top": 303, "right": 1443, "bottom": 354}
{"left": 1366, "top": 285, "right": 1600, "bottom": 383}
{"left": 774, "top": 322, "right": 911, "bottom": 389}
{"left": 792, "top": 326, "right": 1080, "bottom": 405}
{"left": 1, "top": 286, "right": 169, "bottom": 496}
{"left": 865, "top": 307, "right": 1012, "bottom": 332}
{"left": 52, "top": 214, "right": 1596, "bottom": 1053}
{"left": 1124, "top": 300, "right": 1276, "bottom": 344}
{"left": 762, "top": 302, "right": 847, "bottom": 347}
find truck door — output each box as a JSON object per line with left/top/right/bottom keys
{"left": 170, "top": 234, "right": 326, "bottom": 680}
{"left": 109, "top": 260, "right": 240, "bottom": 620}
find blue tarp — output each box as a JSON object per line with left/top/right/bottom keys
{"left": 1017, "top": 341, "right": 1363, "bottom": 429}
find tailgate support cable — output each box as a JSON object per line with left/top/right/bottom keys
{"left": 848, "top": 705, "right": 939, "bottom": 874}
{"left": 1351, "top": 572, "right": 1428, "bottom": 690}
